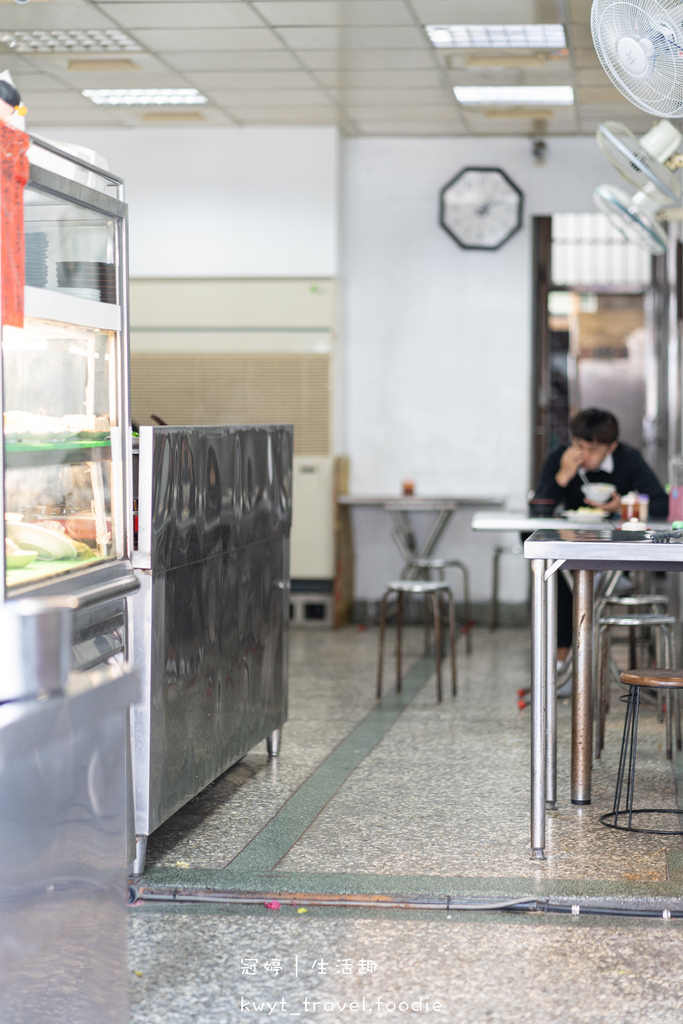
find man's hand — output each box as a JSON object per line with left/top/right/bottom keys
{"left": 584, "top": 491, "right": 621, "bottom": 513}
{"left": 555, "top": 444, "right": 584, "bottom": 488}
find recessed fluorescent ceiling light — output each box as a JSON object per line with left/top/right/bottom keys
{"left": 0, "top": 29, "right": 140, "bottom": 52}
{"left": 83, "top": 88, "right": 208, "bottom": 106}
{"left": 454, "top": 86, "right": 574, "bottom": 105}
{"left": 426, "top": 24, "right": 566, "bottom": 49}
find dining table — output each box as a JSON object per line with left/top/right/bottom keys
{"left": 339, "top": 494, "right": 505, "bottom": 572}
{"left": 523, "top": 524, "right": 683, "bottom": 861}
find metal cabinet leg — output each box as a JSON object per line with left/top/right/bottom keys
{"left": 491, "top": 546, "right": 502, "bottom": 630}
{"left": 572, "top": 569, "right": 594, "bottom": 805}
{"left": 267, "top": 728, "right": 281, "bottom": 757}
{"left": 132, "top": 834, "right": 148, "bottom": 877}
{"left": 531, "top": 558, "right": 547, "bottom": 859}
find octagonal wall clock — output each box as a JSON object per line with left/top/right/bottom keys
{"left": 439, "top": 167, "right": 524, "bottom": 250}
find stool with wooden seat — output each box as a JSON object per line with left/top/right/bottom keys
{"left": 376, "top": 580, "right": 457, "bottom": 703}
{"left": 601, "top": 669, "right": 683, "bottom": 835}
{"left": 594, "top": 612, "right": 676, "bottom": 757}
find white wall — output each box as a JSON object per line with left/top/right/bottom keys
{"left": 341, "top": 136, "right": 624, "bottom": 606}
{"left": 39, "top": 126, "right": 340, "bottom": 277}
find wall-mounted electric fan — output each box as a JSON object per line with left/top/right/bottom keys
{"left": 597, "top": 119, "right": 682, "bottom": 202}
{"left": 591, "top": 0, "right": 683, "bottom": 117}
{"left": 593, "top": 183, "right": 669, "bottom": 254}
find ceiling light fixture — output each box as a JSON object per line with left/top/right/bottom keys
{"left": 0, "top": 29, "right": 140, "bottom": 52}
{"left": 83, "top": 88, "right": 208, "bottom": 106}
{"left": 454, "top": 86, "right": 574, "bottom": 105}
{"left": 426, "top": 24, "right": 567, "bottom": 49}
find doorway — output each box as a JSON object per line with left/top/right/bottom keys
{"left": 531, "top": 213, "right": 659, "bottom": 484}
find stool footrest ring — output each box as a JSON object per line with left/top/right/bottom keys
{"left": 599, "top": 808, "right": 683, "bottom": 835}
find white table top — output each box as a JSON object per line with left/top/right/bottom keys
{"left": 339, "top": 495, "right": 505, "bottom": 510}
{"left": 471, "top": 510, "right": 615, "bottom": 532}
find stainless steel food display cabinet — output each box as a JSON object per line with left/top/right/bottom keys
{"left": 130, "top": 424, "right": 292, "bottom": 873}
{"left": 0, "top": 133, "right": 139, "bottom": 1023}
{"left": 1, "top": 134, "right": 138, "bottom": 657}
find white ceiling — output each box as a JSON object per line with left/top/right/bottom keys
{"left": 0, "top": 0, "right": 659, "bottom": 135}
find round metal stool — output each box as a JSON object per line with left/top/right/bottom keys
{"left": 376, "top": 580, "right": 456, "bottom": 703}
{"left": 601, "top": 669, "right": 683, "bottom": 835}
{"left": 594, "top": 612, "right": 675, "bottom": 758}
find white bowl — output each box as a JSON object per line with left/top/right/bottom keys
{"left": 581, "top": 482, "right": 616, "bottom": 504}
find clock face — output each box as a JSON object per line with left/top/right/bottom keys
{"left": 439, "top": 167, "right": 523, "bottom": 250}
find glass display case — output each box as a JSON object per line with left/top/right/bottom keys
{"left": 1, "top": 135, "right": 135, "bottom": 608}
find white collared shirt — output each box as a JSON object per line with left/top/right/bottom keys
{"left": 598, "top": 452, "right": 614, "bottom": 474}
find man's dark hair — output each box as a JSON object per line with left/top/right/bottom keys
{"left": 569, "top": 408, "right": 619, "bottom": 445}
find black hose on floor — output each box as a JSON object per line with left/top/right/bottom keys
{"left": 128, "top": 885, "right": 683, "bottom": 919}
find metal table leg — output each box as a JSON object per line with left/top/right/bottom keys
{"left": 531, "top": 558, "right": 547, "bottom": 859}
{"left": 572, "top": 568, "right": 594, "bottom": 805}
{"left": 545, "top": 565, "right": 557, "bottom": 810}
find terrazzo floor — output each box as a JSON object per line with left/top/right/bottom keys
{"left": 129, "top": 626, "right": 683, "bottom": 1023}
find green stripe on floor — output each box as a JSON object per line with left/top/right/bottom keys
{"left": 224, "top": 656, "right": 436, "bottom": 873}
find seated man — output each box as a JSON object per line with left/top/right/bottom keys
{"left": 532, "top": 407, "right": 668, "bottom": 663}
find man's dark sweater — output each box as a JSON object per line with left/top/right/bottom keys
{"left": 534, "top": 442, "right": 668, "bottom": 517}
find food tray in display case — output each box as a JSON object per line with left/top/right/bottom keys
{"left": 1, "top": 137, "right": 134, "bottom": 602}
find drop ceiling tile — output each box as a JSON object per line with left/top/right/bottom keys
{"left": 354, "top": 121, "right": 466, "bottom": 135}
{"left": 276, "top": 26, "right": 427, "bottom": 50}
{"left": 130, "top": 28, "right": 283, "bottom": 51}
{"left": 8, "top": 72, "right": 67, "bottom": 93}
{"left": 33, "top": 51, "right": 166, "bottom": 74}
{"left": 30, "top": 110, "right": 130, "bottom": 127}
{"left": 579, "top": 102, "right": 649, "bottom": 117}
{"left": 133, "top": 107, "right": 235, "bottom": 126}
{"left": 186, "top": 70, "right": 317, "bottom": 91}
{"left": 164, "top": 51, "right": 301, "bottom": 72}
{"left": 61, "top": 71, "right": 189, "bottom": 89}
{"left": 315, "top": 69, "right": 443, "bottom": 88}
{"left": 439, "top": 52, "right": 572, "bottom": 73}
{"left": 567, "top": 22, "right": 595, "bottom": 48}
{"left": 253, "top": 1, "right": 413, "bottom": 27}
{"left": 298, "top": 49, "right": 435, "bottom": 70}
{"left": 573, "top": 47, "right": 603, "bottom": 67}
{"left": 577, "top": 86, "right": 627, "bottom": 104}
{"left": 342, "top": 105, "right": 461, "bottom": 121}
{"left": 0, "top": 2, "right": 114, "bottom": 30}
{"left": 98, "top": 2, "right": 263, "bottom": 29}
{"left": 330, "top": 88, "right": 453, "bottom": 106}
{"left": 568, "top": 0, "right": 593, "bottom": 20}
{"left": 27, "top": 89, "right": 97, "bottom": 109}
{"left": 224, "top": 106, "right": 342, "bottom": 124}
{"left": 461, "top": 105, "right": 577, "bottom": 126}
{"left": 447, "top": 68, "right": 576, "bottom": 87}
{"left": 207, "top": 88, "right": 332, "bottom": 107}
{"left": 576, "top": 67, "right": 611, "bottom": 86}
{"left": 410, "top": 0, "right": 564, "bottom": 21}
{"left": 0, "top": 54, "right": 36, "bottom": 74}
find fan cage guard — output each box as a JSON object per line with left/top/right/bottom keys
{"left": 593, "top": 183, "right": 669, "bottom": 254}
{"left": 591, "top": 0, "right": 683, "bottom": 117}
{"left": 597, "top": 121, "right": 681, "bottom": 201}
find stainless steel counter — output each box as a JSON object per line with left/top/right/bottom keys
{"left": 130, "top": 425, "right": 292, "bottom": 873}
{"left": 0, "top": 663, "right": 139, "bottom": 1024}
